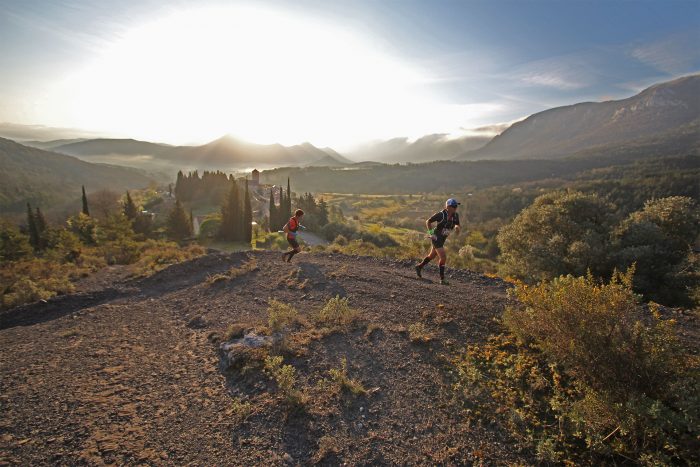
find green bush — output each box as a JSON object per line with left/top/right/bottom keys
{"left": 0, "top": 221, "right": 32, "bottom": 262}
{"left": 455, "top": 270, "right": 698, "bottom": 464}
{"left": 198, "top": 217, "right": 221, "bottom": 239}
{"left": 497, "top": 191, "right": 615, "bottom": 282}
{"left": 612, "top": 196, "right": 700, "bottom": 305}
{"left": 504, "top": 269, "right": 680, "bottom": 397}
{"left": 67, "top": 212, "right": 98, "bottom": 245}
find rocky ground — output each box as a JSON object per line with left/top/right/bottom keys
{"left": 1, "top": 250, "right": 695, "bottom": 465}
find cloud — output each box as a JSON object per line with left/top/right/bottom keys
{"left": 511, "top": 53, "right": 599, "bottom": 90}
{"left": 631, "top": 31, "right": 700, "bottom": 74}
{"left": 462, "top": 122, "right": 513, "bottom": 136}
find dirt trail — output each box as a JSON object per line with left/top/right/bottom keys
{"left": 0, "top": 250, "right": 528, "bottom": 465}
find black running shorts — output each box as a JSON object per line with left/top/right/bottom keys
{"left": 431, "top": 235, "right": 447, "bottom": 249}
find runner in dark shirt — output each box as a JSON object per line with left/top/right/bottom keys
{"left": 282, "top": 209, "right": 305, "bottom": 262}
{"left": 415, "top": 199, "right": 461, "bottom": 284}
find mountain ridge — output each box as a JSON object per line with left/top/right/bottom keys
{"left": 457, "top": 74, "right": 700, "bottom": 160}
{"left": 0, "top": 137, "right": 155, "bottom": 212}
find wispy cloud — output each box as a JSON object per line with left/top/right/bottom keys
{"left": 630, "top": 30, "right": 700, "bottom": 74}
{"left": 2, "top": 3, "right": 123, "bottom": 54}
{"left": 512, "top": 53, "right": 599, "bottom": 90}
{"left": 460, "top": 121, "right": 515, "bottom": 136}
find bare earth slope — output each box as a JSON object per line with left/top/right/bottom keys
{"left": 1, "top": 251, "right": 529, "bottom": 465}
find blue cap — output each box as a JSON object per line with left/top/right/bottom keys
{"left": 446, "top": 198, "right": 460, "bottom": 207}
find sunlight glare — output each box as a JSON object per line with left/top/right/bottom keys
{"left": 49, "top": 6, "right": 495, "bottom": 148}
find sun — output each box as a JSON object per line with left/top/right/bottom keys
{"left": 47, "top": 5, "right": 497, "bottom": 148}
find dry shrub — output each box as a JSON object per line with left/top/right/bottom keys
{"left": 132, "top": 241, "right": 206, "bottom": 277}
{"left": 455, "top": 268, "right": 698, "bottom": 464}
{"left": 267, "top": 300, "right": 299, "bottom": 333}
{"left": 228, "top": 256, "right": 259, "bottom": 278}
{"left": 504, "top": 268, "right": 679, "bottom": 397}
{"left": 264, "top": 355, "right": 304, "bottom": 406}
{"left": 313, "top": 435, "right": 341, "bottom": 463}
{"left": 408, "top": 322, "right": 434, "bottom": 344}
{"left": 228, "top": 397, "right": 252, "bottom": 424}
{"left": 313, "top": 296, "right": 359, "bottom": 329}
{"left": 0, "top": 259, "right": 77, "bottom": 309}
{"left": 327, "top": 357, "right": 366, "bottom": 395}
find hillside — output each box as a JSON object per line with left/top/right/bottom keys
{"left": 51, "top": 138, "right": 173, "bottom": 157}
{"left": 22, "top": 138, "right": 90, "bottom": 151}
{"left": 260, "top": 152, "right": 700, "bottom": 194}
{"left": 349, "top": 133, "right": 491, "bottom": 163}
{"left": 0, "top": 250, "right": 530, "bottom": 465}
{"left": 459, "top": 74, "right": 700, "bottom": 160}
{"left": 0, "top": 138, "right": 155, "bottom": 212}
{"left": 39, "top": 135, "right": 351, "bottom": 170}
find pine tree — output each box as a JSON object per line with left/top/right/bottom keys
{"left": 244, "top": 180, "right": 252, "bottom": 243}
{"left": 123, "top": 191, "right": 138, "bottom": 220}
{"left": 166, "top": 200, "right": 193, "bottom": 241}
{"left": 81, "top": 186, "right": 90, "bottom": 216}
{"left": 26, "top": 203, "right": 39, "bottom": 250}
{"left": 269, "top": 188, "right": 277, "bottom": 232}
{"left": 189, "top": 209, "right": 195, "bottom": 237}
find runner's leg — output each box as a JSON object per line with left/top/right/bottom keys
{"left": 418, "top": 246, "right": 437, "bottom": 267}
{"left": 436, "top": 248, "right": 447, "bottom": 281}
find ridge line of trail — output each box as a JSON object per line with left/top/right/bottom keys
{"left": 0, "top": 250, "right": 519, "bottom": 464}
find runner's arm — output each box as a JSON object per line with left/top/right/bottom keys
{"left": 426, "top": 212, "right": 442, "bottom": 232}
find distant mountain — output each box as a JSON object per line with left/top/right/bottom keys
{"left": 41, "top": 135, "right": 350, "bottom": 169}
{"left": 304, "top": 154, "right": 349, "bottom": 167}
{"left": 348, "top": 133, "right": 492, "bottom": 163}
{"left": 163, "top": 135, "right": 337, "bottom": 167}
{"left": 50, "top": 138, "right": 173, "bottom": 157}
{"left": 0, "top": 138, "right": 155, "bottom": 212}
{"left": 457, "top": 74, "right": 700, "bottom": 160}
{"left": 319, "top": 147, "right": 354, "bottom": 165}
{"left": 0, "top": 122, "right": 105, "bottom": 142}
{"left": 23, "top": 138, "right": 90, "bottom": 151}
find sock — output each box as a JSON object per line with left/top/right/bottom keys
{"left": 418, "top": 256, "right": 432, "bottom": 267}
{"left": 439, "top": 263, "right": 445, "bottom": 280}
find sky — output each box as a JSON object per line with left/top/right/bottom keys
{"left": 1, "top": 0, "right": 699, "bottom": 149}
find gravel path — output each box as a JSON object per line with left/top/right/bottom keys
{"left": 0, "top": 250, "right": 529, "bottom": 466}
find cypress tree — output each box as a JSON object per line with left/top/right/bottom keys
{"left": 220, "top": 180, "right": 240, "bottom": 241}
{"left": 318, "top": 198, "right": 329, "bottom": 227}
{"left": 279, "top": 187, "right": 285, "bottom": 224}
{"left": 167, "top": 199, "right": 192, "bottom": 241}
{"left": 124, "top": 191, "right": 138, "bottom": 220}
{"left": 81, "top": 186, "right": 90, "bottom": 216}
{"left": 27, "top": 203, "right": 39, "bottom": 250}
{"left": 269, "top": 188, "right": 277, "bottom": 232}
{"left": 244, "top": 180, "right": 252, "bottom": 243}
{"left": 34, "top": 207, "right": 48, "bottom": 250}
{"left": 175, "top": 171, "right": 184, "bottom": 200}
{"left": 286, "top": 178, "right": 292, "bottom": 219}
